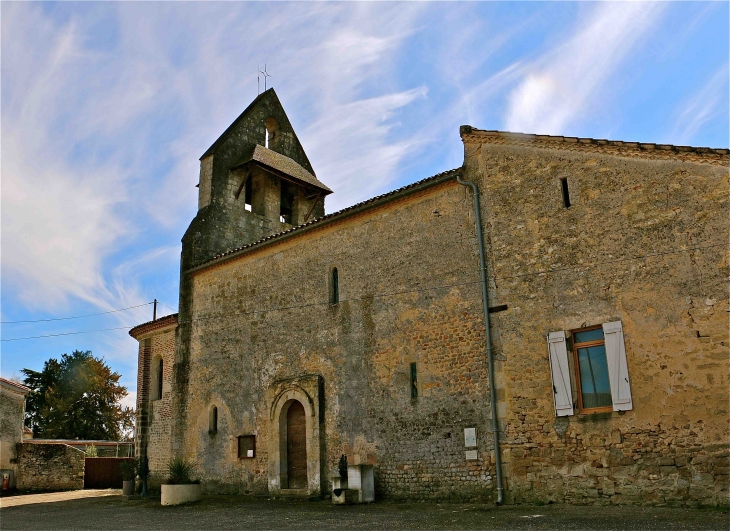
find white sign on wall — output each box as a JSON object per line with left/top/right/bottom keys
{"left": 465, "top": 450, "right": 478, "bottom": 461}
{"left": 464, "top": 427, "right": 476, "bottom": 447}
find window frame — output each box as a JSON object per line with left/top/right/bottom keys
{"left": 571, "top": 325, "right": 612, "bottom": 414}
{"left": 237, "top": 435, "right": 256, "bottom": 459}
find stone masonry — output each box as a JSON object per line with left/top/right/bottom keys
{"left": 462, "top": 129, "right": 729, "bottom": 506}
{"left": 130, "top": 92, "right": 729, "bottom": 506}
{"left": 16, "top": 443, "right": 85, "bottom": 491}
{"left": 132, "top": 315, "right": 176, "bottom": 485}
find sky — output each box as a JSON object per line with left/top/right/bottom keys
{"left": 1, "top": 1, "right": 728, "bottom": 412}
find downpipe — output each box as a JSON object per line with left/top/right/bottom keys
{"left": 456, "top": 174, "right": 504, "bottom": 505}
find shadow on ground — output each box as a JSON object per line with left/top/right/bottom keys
{"left": 1, "top": 494, "right": 728, "bottom": 530}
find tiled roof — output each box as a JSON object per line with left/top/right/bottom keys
{"left": 0, "top": 377, "right": 31, "bottom": 393}
{"left": 129, "top": 313, "right": 179, "bottom": 339}
{"left": 460, "top": 127, "right": 729, "bottom": 165}
{"left": 189, "top": 167, "right": 462, "bottom": 273}
{"left": 234, "top": 144, "right": 332, "bottom": 193}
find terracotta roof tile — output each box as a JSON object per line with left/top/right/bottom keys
{"left": 234, "top": 144, "right": 332, "bottom": 193}
{"left": 189, "top": 167, "right": 462, "bottom": 273}
{"left": 129, "top": 313, "right": 178, "bottom": 339}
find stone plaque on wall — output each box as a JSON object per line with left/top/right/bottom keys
{"left": 464, "top": 427, "right": 476, "bottom": 447}
{"left": 465, "top": 450, "right": 478, "bottom": 461}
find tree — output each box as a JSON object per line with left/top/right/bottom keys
{"left": 22, "top": 350, "right": 135, "bottom": 441}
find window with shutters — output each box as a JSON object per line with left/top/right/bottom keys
{"left": 547, "top": 321, "right": 632, "bottom": 417}
{"left": 571, "top": 326, "right": 612, "bottom": 413}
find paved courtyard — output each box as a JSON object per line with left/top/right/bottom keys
{"left": 0, "top": 491, "right": 728, "bottom": 530}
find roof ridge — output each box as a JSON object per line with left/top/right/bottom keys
{"left": 460, "top": 127, "right": 729, "bottom": 162}
{"left": 190, "top": 167, "right": 462, "bottom": 271}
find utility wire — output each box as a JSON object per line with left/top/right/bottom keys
{"left": 1, "top": 302, "right": 153, "bottom": 324}
{"left": 1, "top": 327, "right": 134, "bottom": 343}
{"left": 159, "top": 302, "right": 178, "bottom": 313}
{"left": 2, "top": 242, "right": 723, "bottom": 342}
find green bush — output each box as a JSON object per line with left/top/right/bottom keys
{"left": 166, "top": 457, "right": 199, "bottom": 485}
{"left": 85, "top": 444, "right": 98, "bottom": 457}
{"left": 120, "top": 459, "right": 136, "bottom": 481}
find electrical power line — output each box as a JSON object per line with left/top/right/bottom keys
{"left": 159, "top": 302, "right": 178, "bottom": 313}
{"left": 1, "top": 326, "right": 134, "bottom": 343}
{"left": 1, "top": 302, "right": 153, "bottom": 324}
{"left": 2, "top": 241, "right": 723, "bottom": 342}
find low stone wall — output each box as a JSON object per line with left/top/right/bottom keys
{"left": 16, "top": 443, "right": 85, "bottom": 491}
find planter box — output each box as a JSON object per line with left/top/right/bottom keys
{"left": 161, "top": 483, "right": 202, "bottom": 506}
{"left": 122, "top": 480, "right": 135, "bottom": 496}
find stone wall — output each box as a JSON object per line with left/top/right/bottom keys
{"left": 182, "top": 178, "right": 500, "bottom": 499}
{"left": 16, "top": 443, "right": 84, "bottom": 491}
{"left": 462, "top": 130, "right": 729, "bottom": 507}
{"left": 134, "top": 322, "right": 176, "bottom": 482}
{"left": 0, "top": 386, "right": 26, "bottom": 472}
{"left": 146, "top": 112, "right": 729, "bottom": 506}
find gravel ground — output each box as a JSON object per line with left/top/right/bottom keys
{"left": 0, "top": 492, "right": 728, "bottom": 531}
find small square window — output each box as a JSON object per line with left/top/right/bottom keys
{"left": 238, "top": 435, "right": 256, "bottom": 459}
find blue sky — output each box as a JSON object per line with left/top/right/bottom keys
{"left": 2, "top": 1, "right": 728, "bottom": 410}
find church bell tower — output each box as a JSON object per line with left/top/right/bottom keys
{"left": 181, "top": 88, "right": 332, "bottom": 271}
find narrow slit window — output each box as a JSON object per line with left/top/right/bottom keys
{"left": 265, "top": 128, "right": 270, "bottom": 149}
{"left": 209, "top": 406, "right": 218, "bottom": 434}
{"left": 331, "top": 268, "right": 339, "bottom": 304}
{"left": 280, "top": 181, "right": 294, "bottom": 224}
{"left": 244, "top": 175, "right": 253, "bottom": 212}
{"left": 156, "top": 359, "right": 164, "bottom": 400}
{"left": 410, "top": 362, "right": 418, "bottom": 398}
{"left": 561, "top": 178, "right": 571, "bottom": 208}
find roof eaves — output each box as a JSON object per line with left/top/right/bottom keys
{"left": 187, "top": 167, "right": 462, "bottom": 274}
{"left": 460, "top": 127, "right": 730, "bottom": 159}
{"left": 129, "top": 313, "right": 179, "bottom": 340}
{"left": 0, "top": 377, "right": 31, "bottom": 394}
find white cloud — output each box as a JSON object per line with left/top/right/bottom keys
{"left": 671, "top": 64, "right": 728, "bottom": 146}
{"left": 505, "top": 2, "right": 665, "bottom": 135}
{"left": 1, "top": 2, "right": 428, "bottom": 319}
{"left": 120, "top": 390, "right": 136, "bottom": 411}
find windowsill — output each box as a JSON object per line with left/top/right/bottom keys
{"left": 575, "top": 411, "right": 613, "bottom": 422}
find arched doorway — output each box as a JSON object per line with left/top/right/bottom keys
{"left": 285, "top": 400, "right": 307, "bottom": 489}
{"left": 267, "top": 376, "right": 322, "bottom": 495}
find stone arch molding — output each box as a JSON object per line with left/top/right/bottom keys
{"left": 266, "top": 375, "right": 323, "bottom": 495}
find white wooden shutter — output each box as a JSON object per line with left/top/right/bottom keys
{"left": 602, "top": 321, "right": 633, "bottom": 411}
{"left": 547, "top": 331, "right": 574, "bottom": 416}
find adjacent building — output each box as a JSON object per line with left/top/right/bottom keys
{"left": 130, "top": 89, "right": 729, "bottom": 505}
{"left": 0, "top": 377, "right": 31, "bottom": 488}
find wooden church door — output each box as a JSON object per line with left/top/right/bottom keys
{"left": 286, "top": 401, "right": 307, "bottom": 489}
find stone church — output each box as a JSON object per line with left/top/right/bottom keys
{"left": 130, "top": 88, "right": 728, "bottom": 505}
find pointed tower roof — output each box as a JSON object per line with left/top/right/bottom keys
{"left": 200, "top": 88, "right": 315, "bottom": 175}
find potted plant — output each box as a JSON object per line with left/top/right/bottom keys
{"left": 120, "top": 459, "right": 136, "bottom": 496}
{"left": 160, "top": 457, "right": 201, "bottom": 506}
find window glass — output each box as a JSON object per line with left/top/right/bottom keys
{"left": 574, "top": 328, "right": 604, "bottom": 343}
{"left": 577, "top": 345, "right": 612, "bottom": 409}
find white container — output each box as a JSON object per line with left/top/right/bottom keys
{"left": 161, "top": 483, "right": 202, "bottom": 506}
{"left": 347, "top": 464, "right": 374, "bottom": 503}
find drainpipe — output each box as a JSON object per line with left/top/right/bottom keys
{"left": 456, "top": 173, "right": 504, "bottom": 505}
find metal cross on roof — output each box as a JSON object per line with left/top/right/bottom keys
{"left": 258, "top": 64, "right": 271, "bottom": 94}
